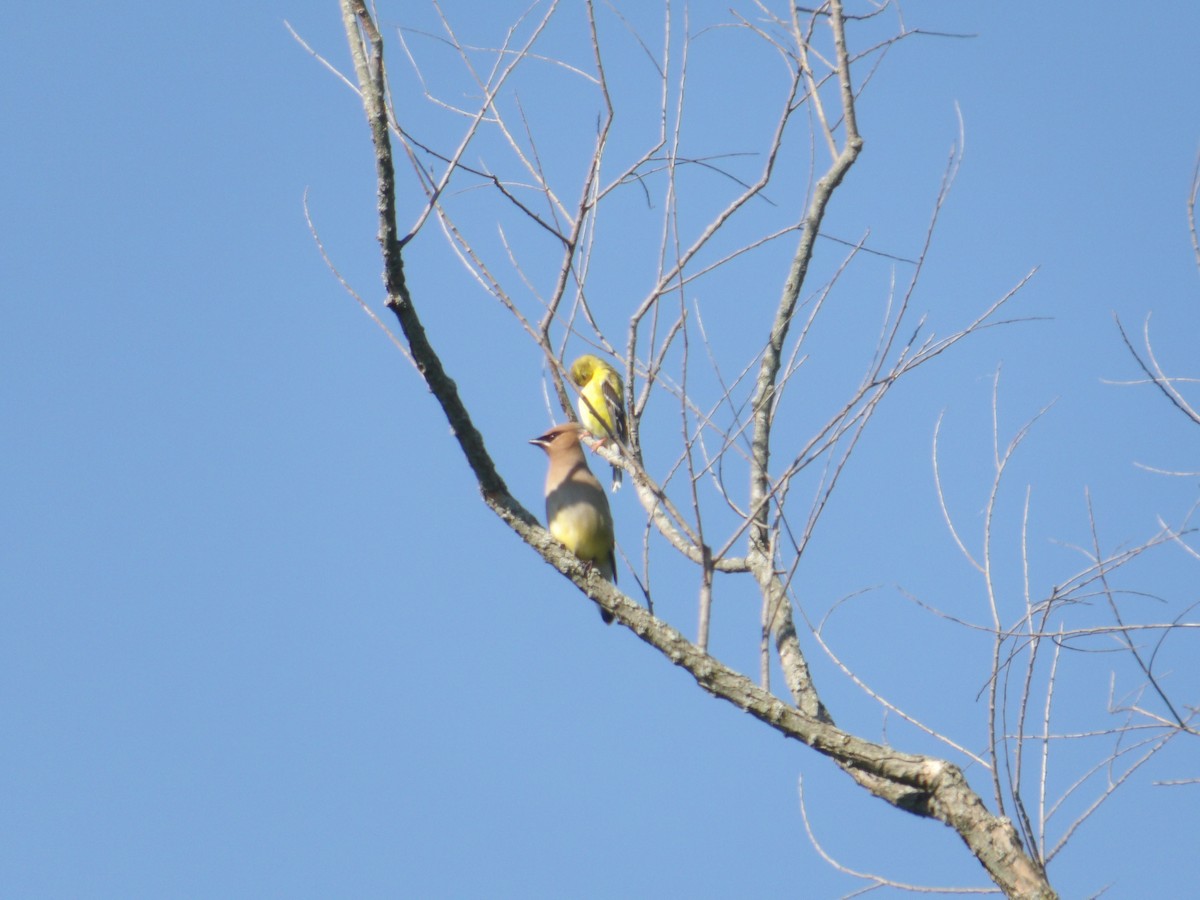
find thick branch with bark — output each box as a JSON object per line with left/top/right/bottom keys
{"left": 338, "top": 1, "right": 1058, "bottom": 896}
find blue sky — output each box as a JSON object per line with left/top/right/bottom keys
{"left": 4, "top": 2, "right": 1198, "bottom": 897}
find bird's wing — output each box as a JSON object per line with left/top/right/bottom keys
{"left": 600, "top": 374, "right": 627, "bottom": 442}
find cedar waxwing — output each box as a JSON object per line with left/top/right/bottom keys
{"left": 569, "top": 354, "right": 627, "bottom": 491}
{"left": 530, "top": 422, "right": 617, "bottom": 624}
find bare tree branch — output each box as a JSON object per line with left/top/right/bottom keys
{"left": 329, "top": 2, "right": 1200, "bottom": 896}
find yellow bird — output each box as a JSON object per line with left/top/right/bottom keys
{"left": 568, "top": 354, "right": 627, "bottom": 491}
{"left": 530, "top": 422, "right": 616, "bottom": 624}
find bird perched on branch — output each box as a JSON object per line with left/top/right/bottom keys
{"left": 569, "top": 354, "right": 627, "bottom": 491}
{"left": 530, "top": 422, "right": 616, "bottom": 624}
